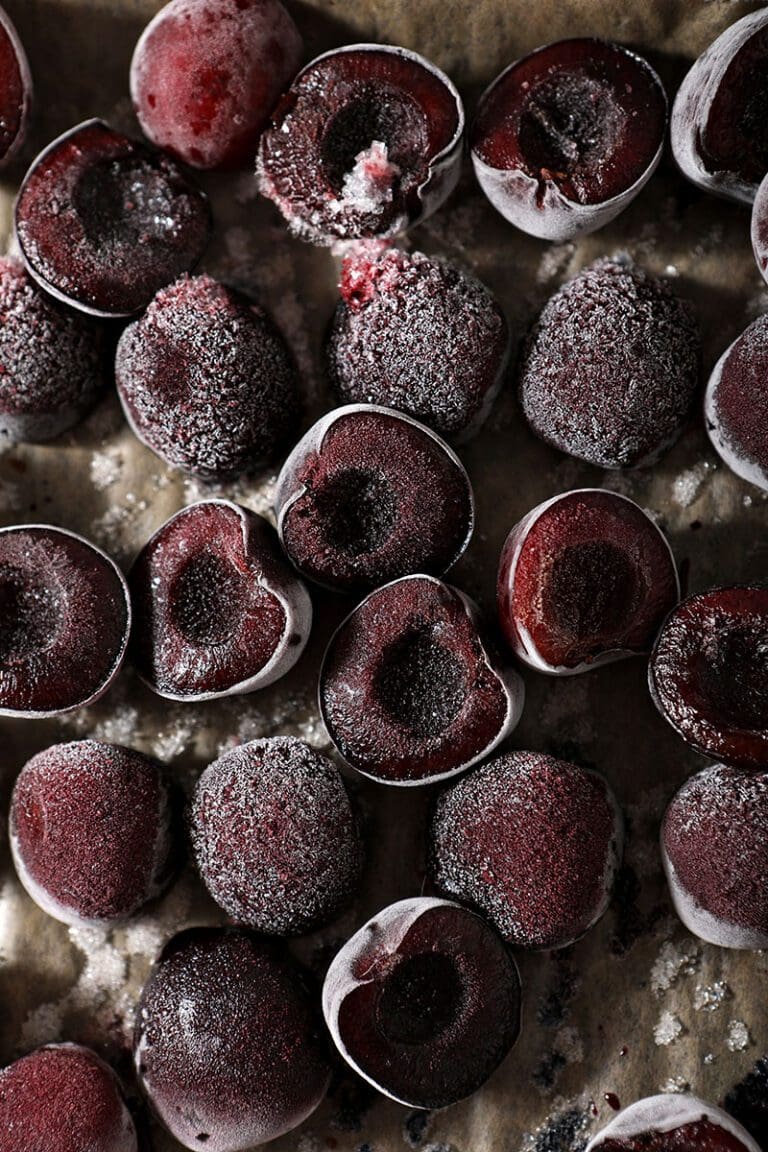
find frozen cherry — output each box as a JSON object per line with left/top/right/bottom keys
{"left": 0, "top": 256, "right": 108, "bottom": 443}
{"left": 0, "top": 4, "right": 31, "bottom": 168}
{"left": 671, "top": 8, "right": 768, "bottom": 203}
{"left": 752, "top": 172, "right": 768, "bottom": 285}
{"left": 326, "top": 248, "right": 510, "bottom": 438}
{"left": 116, "top": 274, "right": 300, "bottom": 479}
{"left": 322, "top": 897, "right": 521, "bottom": 1109}
{"left": 0, "top": 525, "right": 130, "bottom": 717}
{"left": 257, "top": 45, "right": 464, "bottom": 245}
{"left": 0, "top": 1043, "right": 138, "bottom": 1152}
{"left": 275, "top": 405, "right": 474, "bottom": 593}
{"left": 131, "top": 0, "right": 303, "bottom": 170}
{"left": 10, "top": 739, "right": 177, "bottom": 926}
{"left": 705, "top": 315, "right": 768, "bottom": 491}
{"left": 129, "top": 500, "right": 311, "bottom": 702}
{"left": 319, "top": 575, "right": 524, "bottom": 785}
{"left": 518, "top": 257, "right": 700, "bottom": 468}
{"left": 471, "top": 38, "right": 666, "bottom": 241}
{"left": 429, "top": 751, "right": 623, "bottom": 950}
{"left": 15, "top": 120, "right": 211, "bottom": 317}
{"left": 662, "top": 764, "right": 768, "bottom": 950}
{"left": 190, "top": 737, "right": 362, "bottom": 934}
{"left": 585, "top": 1095, "right": 761, "bottom": 1152}
{"left": 134, "top": 927, "right": 330, "bottom": 1151}
{"left": 497, "top": 489, "right": 679, "bottom": 674}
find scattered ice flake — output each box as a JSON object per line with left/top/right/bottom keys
{"left": 672, "top": 461, "right": 712, "bottom": 508}
{"left": 727, "top": 1020, "right": 752, "bottom": 1052}
{"left": 659, "top": 1076, "right": 691, "bottom": 1095}
{"left": 650, "top": 938, "right": 701, "bottom": 995}
{"left": 703, "top": 1053, "right": 717, "bottom": 1065}
{"left": 654, "top": 1010, "right": 684, "bottom": 1046}
{"left": 693, "top": 980, "right": 731, "bottom": 1012}
{"left": 150, "top": 713, "right": 198, "bottom": 762}
{"left": 90, "top": 448, "right": 124, "bottom": 490}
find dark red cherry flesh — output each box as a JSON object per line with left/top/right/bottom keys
{"left": 585, "top": 1095, "right": 761, "bottom": 1152}
{"left": 0, "top": 4, "right": 31, "bottom": 168}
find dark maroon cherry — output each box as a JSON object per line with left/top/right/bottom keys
{"left": 497, "top": 489, "right": 679, "bottom": 674}
{"left": 649, "top": 586, "right": 768, "bottom": 768}
{"left": 275, "top": 404, "right": 474, "bottom": 593}
{"left": 662, "top": 764, "right": 768, "bottom": 950}
{"left": 472, "top": 38, "right": 667, "bottom": 241}
{"left": 257, "top": 45, "right": 464, "bottom": 245}
{"left": 0, "top": 256, "right": 108, "bottom": 443}
{"left": 671, "top": 8, "right": 768, "bottom": 203}
{"left": 429, "top": 751, "right": 623, "bottom": 950}
{"left": 319, "top": 574, "right": 524, "bottom": 785}
{"left": 322, "top": 897, "right": 521, "bottom": 1108}
{"left": 0, "top": 1043, "right": 138, "bottom": 1152}
{"left": 116, "top": 274, "right": 300, "bottom": 478}
{"left": 134, "top": 927, "right": 331, "bottom": 1151}
{"left": 131, "top": 0, "right": 303, "bottom": 170}
{"left": 190, "top": 737, "right": 362, "bottom": 934}
{"left": 585, "top": 1095, "right": 761, "bottom": 1152}
{"left": 326, "top": 248, "right": 510, "bottom": 438}
{"left": 0, "top": 525, "right": 130, "bottom": 717}
{"left": 15, "top": 120, "right": 211, "bottom": 317}
{"left": 518, "top": 257, "right": 700, "bottom": 468}
{"left": 705, "top": 315, "right": 768, "bottom": 491}
{"left": 752, "top": 172, "right": 768, "bottom": 284}
{"left": 129, "top": 500, "right": 311, "bottom": 702}
{"left": 0, "top": 4, "right": 31, "bottom": 168}
{"left": 10, "top": 740, "right": 177, "bottom": 926}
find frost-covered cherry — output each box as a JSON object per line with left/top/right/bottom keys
{"left": 0, "top": 525, "right": 130, "bottom": 717}
{"left": 116, "top": 274, "right": 300, "bottom": 479}
{"left": 326, "top": 248, "right": 510, "bottom": 438}
{"left": 705, "top": 315, "right": 768, "bottom": 491}
{"left": 131, "top": 0, "right": 303, "bottom": 170}
{"left": 649, "top": 586, "right": 768, "bottom": 768}
{"left": 0, "top": 5, "right": 31, "bottom": 168}
{"left": 319, "top": 574, "right": 524, "bottom": 786}
{"left": 134, "top": 927, "right": 331, "bottom": 1151}
{"left": 497, "top": 489, "right": 679, "bottom": 674}
{"left": 129, "top": 500, "right": 311, "bottom": 702}
{"left": 662, "top": 764, "right": 768, "bottom": 950}
{"left": 671, "top": 8, "right": 768, "bottom": 203}
{"left": 471, "top": 38, "right": 667, "bottom": 241}
{"left": 275, "top": 405, "right": 474, "bottom": 593}
{"left": 190, "top": 737, "right": 362, "bottom": 935}
{"left": 15, "top": 120, "right": 211, "bottom": 317}
{"left": 429, "top": 751, "right": 623, "bottom": 950}
{"left": 752, "top": 173, "right": 768, "bottom": 285}
{"left": 518, "top": 257, "right": 700, "bottom": 468}
{"left": 322, "top": 897, "right": 521, "bottom": 1109}
{"left": 257, "top": 45, "right": 464, "bottom": 245}
{"left": 10, "top": 740, "right": 177, "bottom": 926}
{"left": 585, "top": 1095, "right": 762, "bottom": 1152}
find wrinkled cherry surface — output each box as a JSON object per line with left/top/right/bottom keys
{"left": 276, "top": 406, "right": 473, "bottom": 592}
{"left": 117, "top": 274, "right": 299, "bottom": 478}
{"left": 429, "top": 751, "right": 622, "bottom": 949}
{"left": 327, "top": 248, "right": 509, "bottom": 437}
{"left": 16, "top": 121, "right": 211, "bottom": 316}
{"left": 705, "top": 315, "right": 768, "bottom": 491}
{"left": 10, "top": 740, "right": 176, "bottom": 925}
{"left": 0, "top": 1043, "right": 138, "bottom": 1152}
{"left": 498, "top": 490, "right": 678, "bottom": 671}
{"left": 650, "top": 586, "right": 768, "bottom": 767}
{"left": 519, "top": 257, "right": 700, "bottom": 468}
{"left": 0, "top": 526, "right": 130, "bottom": 715}
{"left": 134, "top": 927, "right": 330, "bottom": 1152}
{"left": 131, "top": 0, "right": 303, "bottom": 170}
{"left": 258, "top": 47, "right": 461, "bottom": 243}
{"left": 323, "top": 898, "right": 521, "bottom": 1108}
{"left": 0, "top": 6, "right": 29, "bottom": 166}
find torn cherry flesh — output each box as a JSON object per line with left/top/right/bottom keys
{"left": 497, "top": 489, "right": 679, "bottom": 674}
{"left": 15, "top": 120, "right": 211, "bottom": 317}
{"left": 705, "top": 314, "right": 768, "bottom": 492}
{"left": 322, "top": 897, "right": 521, "bottom": 1108}
{"left": 585, "top": 1094, "right": 762, "bottom": 1152}
{"left": 257, "top": 44, "right": 464, "bottom": 245}
{"left": 0, "top": 5, "right": 31, "bottom": 168}
{"left": 0, "top": 525, "right": 130, "bottom": 717}
{"left": 649, "top": 586, "right": 768, "bottom": 768}
{"left": 319, "top": 574, "right": 524, "bottom": 785}
{"left": 471, "top": 38, "right": 667, "bottom": 241}
{"left": 275, "top": 405, "right": 474, "bottom": 593}
{"left": 129, "top": 500, "right": 311, "bottom": 702}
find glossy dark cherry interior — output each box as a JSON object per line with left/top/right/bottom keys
{"left": 0, "top": 526, "right": 130, "bottom": 716}
{"left": 0, "top": 6, "right": 30, "bottom": 167}
{"left": 705, "top": 315, "right": 768, "bottom": 491}
{"left": 650, "top": 586, "right": 768, "bottom": 767}
{"left": 326, "top": 248, "right": 509, "bottom": 437}
{"left": 323, "top": 898, "right": 521, "bottom": 1108}
{"left": 134, "top": 927, "right": 331, "bottom": 1151}
{"left": 16, "top": 120, "right": 211, "bottom": 316}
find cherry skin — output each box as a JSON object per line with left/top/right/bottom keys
{"left": 586, "top": 1095, "right": 762, "bottom": 1152}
